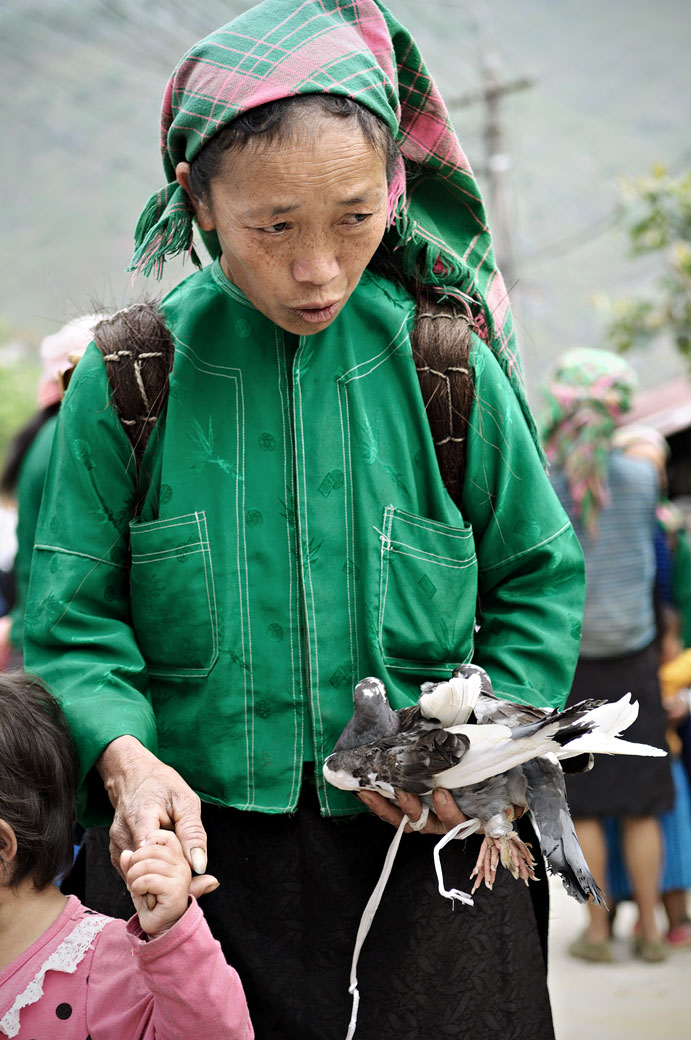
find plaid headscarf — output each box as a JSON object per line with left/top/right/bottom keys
{"left": 129, "top": 0, "right": 535, "bottom": 438}
{"left": 540, "top": 348, "right": 638, "bottom": 535}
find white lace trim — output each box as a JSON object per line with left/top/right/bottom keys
{"left": 0, "top": 912, "right": 110, "bottom": 1038}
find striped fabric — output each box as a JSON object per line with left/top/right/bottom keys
{"left": 128, "top": 0, "right": 538, "bottom": 442}
{"left": 550, "top": 452, "right": 658, "bottom": 658}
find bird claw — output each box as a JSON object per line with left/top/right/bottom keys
{"left": 502, "top": 834, "right": 537, "bottom": 882}
{"left": 470, "top": 833, "right": 537, "bottom": 889}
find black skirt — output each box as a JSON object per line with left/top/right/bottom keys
{"left": 564, "top": 641, "right": 674, "bottom": 818}
{"left": 64, "top": 774, "right": 555, "bottom": 1040}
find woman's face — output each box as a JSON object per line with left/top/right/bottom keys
{"left": 178, "top": 114, "right": 389, "bottom": 336}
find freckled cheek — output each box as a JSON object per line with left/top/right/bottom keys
{"left": 240, "top": 245, "right": 290, "bottom": 291}
{"left": 343, "top": 229, "right": 386, "bottom": 280}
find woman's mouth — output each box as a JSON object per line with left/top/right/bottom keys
{"left": 292, "top": 300, "right": 341, "bottom": 324}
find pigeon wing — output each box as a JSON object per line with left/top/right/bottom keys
{"left": 323, "top": 727, "right": 470, "bottom": 796}
{"left": 522, "top": 756, "right": 605, "bottom": 905}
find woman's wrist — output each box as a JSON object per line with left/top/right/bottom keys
{"left": 96, "top": 734, "right": 150, "bottom": 800}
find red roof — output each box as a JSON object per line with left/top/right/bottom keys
{"left": 626, "top": 377, "right": 691, "bottom": 436}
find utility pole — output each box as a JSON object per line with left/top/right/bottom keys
{"left": 447, "top": 48, "right": 533, "bottom": 294}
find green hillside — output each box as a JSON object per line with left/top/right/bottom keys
{"left": 1, "top": 0, "right": 690, "bottom": 401}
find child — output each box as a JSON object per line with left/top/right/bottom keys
{"left": 0, "top": 673, "right": 253, "bottom": 1039}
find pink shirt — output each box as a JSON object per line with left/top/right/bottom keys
{"left": 0, "top": 895, "right": 253, "bottom": 1039}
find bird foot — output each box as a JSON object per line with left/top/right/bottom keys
{"left": 501, "top": 833, "right": 537, "bottom": 883}
{"left": 470, "top": 833, "right": 537, "bottom": 892}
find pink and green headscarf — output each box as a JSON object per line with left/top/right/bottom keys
{"left": 129, "top": 0, "right": 535, "bottom": 439}
{"left": 541, "top": 348, "right": 638, "bottom": 535}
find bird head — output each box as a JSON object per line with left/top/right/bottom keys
{"left": 331, "top": 676, "right": 399, "bottom": 751}
{"left": 452, "top": 663, "right": 495, "bottom": 695}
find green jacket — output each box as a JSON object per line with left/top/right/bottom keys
{"left": 10, "top": 412, "right": 58, "bottom": 650}
{"left": 25, "top": 263, "right": 585, "bottom": 824}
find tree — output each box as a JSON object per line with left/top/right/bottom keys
{"left": 601, "top": 165, "right": 691, "bottom": 365}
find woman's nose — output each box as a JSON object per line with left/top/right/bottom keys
{"left": 292, "top": 242, "right": 340, "bottom": 285}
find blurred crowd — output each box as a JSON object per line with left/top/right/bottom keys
{"left": 541, "top": 348, "right": 691, "bottom": 963}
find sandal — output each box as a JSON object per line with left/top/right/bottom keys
{"left": 568, "top": 933, "right": 613, "bottom": 963}
{"left": 632, "top": 936, "right": 667, "bottom": 963}
{"left": 666, "top": 922, "right": 691, "bottom": 948}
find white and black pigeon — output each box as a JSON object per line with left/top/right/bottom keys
{"left": 324, "top": 668, "right": 666, "bottom": 901}
{"left": 331, "top": 676, "right": 411, "bottom": 751}
{"left": 412, "top": 664, "right": 598, "bottom": 894}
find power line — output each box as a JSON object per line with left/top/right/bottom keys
{"left": 448, "top": 45, "right": 534, "bottom": 294}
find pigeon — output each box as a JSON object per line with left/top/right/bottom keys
{"left": 324, "top": 669, "right": 666, "bottom": 901}
{"left": 331, "top": 676, "right": 416, "bottom": 751}
{"left": 326, "top": 682, "right": 598, "bottom": 891}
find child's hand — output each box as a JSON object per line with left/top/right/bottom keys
{"left": 120, "top": 829, "right": 219, "bottom": 940}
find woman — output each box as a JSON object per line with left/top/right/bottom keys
{"left": 25, "top": 2, "right": 585, "bottom": 1036}
{"left": 542, "top": 350, "right": 674, "bottom": 965}
{"left": 0, "top": 314, "right": 101, "bottom": 670}
{"left": 603, "top": 426, "right": 691, "bottom": 951}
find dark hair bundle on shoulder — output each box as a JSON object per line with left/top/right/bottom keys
{"left": 187, "top": 94, "right": 475, "bottom": 499}
{"left": 93, "top": 303, "right": 175, "bottom": 464}
{"left": 0, "top": 672, "right": 78, "bottom": 889}
{"left": 409, "top": 295, "right": 474, "bottom": 502}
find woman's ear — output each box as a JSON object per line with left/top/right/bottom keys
{"left": 176, "top": 162, "right": 216, "bottom": 231}
{"left": 0, "top": 819, "right": 17, "bottom": 880}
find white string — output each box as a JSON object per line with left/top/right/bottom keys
{"left": 344, "top": 812, "right": 481, "bottom": 1039}
{"left": 407, "top": 805, "right": 430, "bottom": 831}
{"left": 345, "top": 816, "right": 409, "bottom": 1040}
{"left": 432, "top": 818, "right": 480, "bottom": 905}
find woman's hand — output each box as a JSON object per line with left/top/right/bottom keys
{"left": 97, "top": 736, "right": 210, "bottom": 895}
{"left": 121, "top": 829, "right": 219, "bottom": 940}
{"left": 358, "top": 787, "right": 469, "bottom": 835}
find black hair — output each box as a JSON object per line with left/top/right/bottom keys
{"left": 188, "top": 93, "right": 400, "bottom": 202}
{"left": 1, "top": 402, "right": 61, "bottom": 496}
{"left": 0, "top": 672, "right": 78, "bottom": 889}
{"left": 188, "top": 93, "right": 475, "bottom": 497}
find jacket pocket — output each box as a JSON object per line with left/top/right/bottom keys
{"left": 378, "top": 506, "right": 477, "bottom": 675}
{"left": 129, "top": 512, "right": 218, "bottom": 678}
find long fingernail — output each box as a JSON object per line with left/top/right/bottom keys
{"left": 191, "top": 847, "right": 207, "bottom": 874}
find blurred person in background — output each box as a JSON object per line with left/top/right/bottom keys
{"left": 604, "top": 424, "right": 691, "bottom": 949}
{"left": 0, "top": 314, "right": 103, "bottom": 669}
{"left": 542, "top": 349, "right": 674, "bottom": 964}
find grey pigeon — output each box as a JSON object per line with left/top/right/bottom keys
{"left": 438, "top": 664, "right": 605, "bottom": 900}
{"left": 325, "top": 679, "right": 601, "bottom": 889}
{"left": 332, "top": 677, "right": 401, "bottom": 751}
{"left": 324, "top": 668, "right": 664, "bottom": 899}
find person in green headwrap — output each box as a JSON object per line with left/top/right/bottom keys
{"left": 25, "top": 2, "right": 585, "bottom": 1035}
{"left": 542, "top": 348, "right": 674, "bottom": 965}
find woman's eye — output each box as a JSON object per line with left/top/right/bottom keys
{"left": 260, "top": 222, "right": 289, "bottom": 235}
{"left": 342, "top": 213, "right": 372, "bottom": 226}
